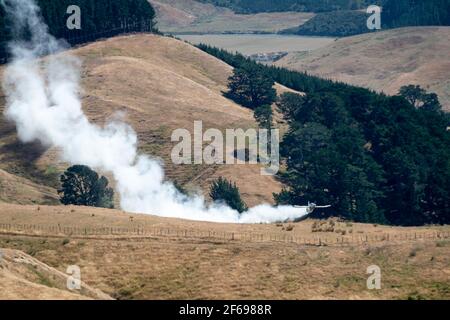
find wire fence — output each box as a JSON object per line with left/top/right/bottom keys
{"left": 0, "top": 222, "right": 449, "bottom": 247}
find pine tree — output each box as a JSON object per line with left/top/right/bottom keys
{"left": 225, "top": 65, "right": 276, "bottom": 110}
{"left": 209, "top": 177, "right": 247, "bottom": 213}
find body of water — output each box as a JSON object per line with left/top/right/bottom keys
{"left": 177, "top": 34, "right": 336, "bottom": 56}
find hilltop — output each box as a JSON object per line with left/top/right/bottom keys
{"left": 277, "top": 27, "right": 450, "bottom": 111}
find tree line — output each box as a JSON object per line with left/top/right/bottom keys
{"left": 198, "top": 43, "right": 450, "bottom": 226}
{"left": 0, "top": 0, "right": 156, "bottom": 63}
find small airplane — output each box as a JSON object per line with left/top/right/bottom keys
{"left": 290, "top": 202, "right": 331, "bottom": 222}
{"left": 294, "top": 202, "right": 332, "bottom": 215}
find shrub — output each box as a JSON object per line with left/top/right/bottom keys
{"left": 209, "top": 177, "right": 247, "bottom": 213}
{"left": 311, "top": 219, "right": 336, "bottom": 233}
{"left": 285, "top": 224, "right": 295, "bottom": 232}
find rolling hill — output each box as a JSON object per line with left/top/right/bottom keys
{"left": 150, "top": 0, "right": 313, "bottom": 34}
{"left": 0, "top": 34, "right": 289, "bottom": 208}
{"left": 276, "top": 27, "right": 450, "bottom": 111}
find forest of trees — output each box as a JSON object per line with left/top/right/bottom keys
{"left": 198, "top": 44, "right": 450, "bottom": 226}
{"left": 383, "top": 0, "right": 450, "bottom": 28}
{"left": 0, "top": 0, "right": 156, "bottom": 63}
{"left": 277, "top": 0, "right": 450, "bottom": 37}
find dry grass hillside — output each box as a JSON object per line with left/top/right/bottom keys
{"left": 0, "top": 204, "right": 449, "bottom": 300}
{"left": 277, "top": 27, "right": 450, "bottom": 111}
{"left": 0, "top": 248, "right": 112, "bottom": 300}
{"left": 0, "top": 34, "right": 286, "bottom": 207}
{"left": 150, "top": 0, "right": 313, "bottom": 34}
{"left": 0, "top": 169, "right": 57, "bottom": 205}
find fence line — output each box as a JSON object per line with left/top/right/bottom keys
{"left": 0, "top": 222, "right": 449, "bottom": 246}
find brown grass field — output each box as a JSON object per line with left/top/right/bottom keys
{"left": 0, "top": 204, "right": 449, "bottom": 300}
{"left": 277, "top": 27, "right": 450, "bottom": 111}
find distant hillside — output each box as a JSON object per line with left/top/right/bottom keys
{"left": 282, "top": 0, "right": 450, "bottom": 37}
{"left": 280, "top": 10, "right": 370, "bottom": 37}
{"left": 150, "top": 0, "right": 313, "bottom": 34}
{"left": 277, "top": 27, "right": 450, "bottom": 111}
{"left": 197, "top": 0, "right": 376, "bottom": 13}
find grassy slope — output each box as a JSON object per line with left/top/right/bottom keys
{"left": 0, "top": 169, "right": 58, "bottom": 205}
{"left": 0, "top": 34, "right": 285, "bottom": 207}
{"left": 0, "top": 248, "right": 112, "bottom": 300}
{"left": 276, "top": 27, "right": 450, "bottom": 111}
{"left": 150, "top": 0, "right": 313, "bottom": 34}
{"left": 0, "top": 203, "right": 449, "bottom": 300}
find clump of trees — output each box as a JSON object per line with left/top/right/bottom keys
{"left": 209, "top": 177, "right": 247, "bottom": 213}
{"left": 399, "top": 85, "right": 441, "bottom": 111}
{"left": 226, "top": 63, "right": 276, "bottom": 163}
{"left": 225, "top": 64, "right": 276, "bottom": 110}
{"left": 199, "top": 44, "right": 450, "bottom": 226}
{"left": 59, "top": 165, "right": 114, "bottom": 209}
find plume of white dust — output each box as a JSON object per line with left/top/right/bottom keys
{"left": 1, "top": 0, "right": 308, "bottom": 223}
